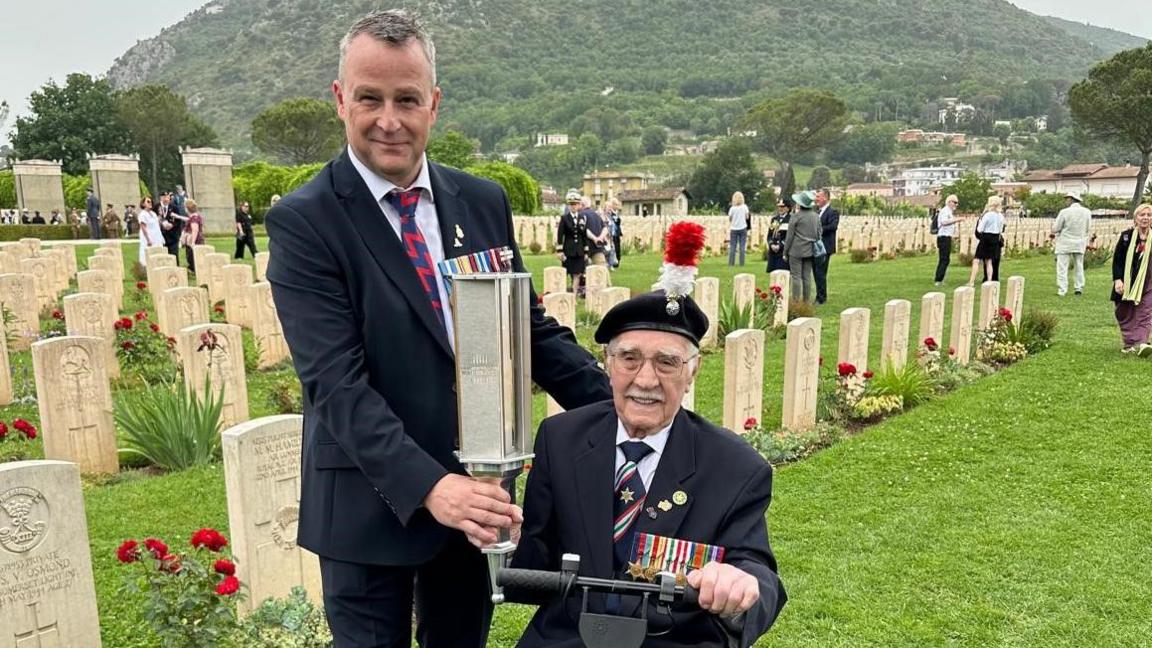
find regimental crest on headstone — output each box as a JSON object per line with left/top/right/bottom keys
{"left": 0, "top": 486, "right": 50, "bottom": 553}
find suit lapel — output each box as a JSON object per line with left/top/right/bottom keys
{"left": 633, "top": 410, "right": 697, "bottom": 540}
{"left": 573, "top": 409, "right": 618, "bottom": 578}
{"left": 428, "top": 163, "right": 468, "bottom": 255}
{"left": 333, "top": 151, "right": 453, "bottom": 357}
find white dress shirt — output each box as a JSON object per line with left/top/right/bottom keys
{"left": 614, "top": 419, "right": 671, "bottom": 490}
{"left": 348, "top": 146, "right": 456, "bottom": 348}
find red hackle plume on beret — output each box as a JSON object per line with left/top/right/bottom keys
{"left": 663, "top": 221, "right": 706, "bottom": 267}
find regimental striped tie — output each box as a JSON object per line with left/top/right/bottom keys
{"left": 613, "top": 441, "right": 654, "bottom": 570}
{"left": 385, "top": 189, "right": 444, "bottom": 328}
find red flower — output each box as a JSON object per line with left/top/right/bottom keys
{"left": 113, "top": 320, "right": 123, "bottom": 330}
{"left": 213, "top": 559, "right": 236, "bottom": 576}
{"left": 166, "top": 336, "right": 177, "bottom": 348}
{"left": 743, "top": 417, "right": 758, "bottom": 431}
{"left": 149, "top": 323, "right": 160, "bottom": 333}
{"left": 190, "top": 528, "right": 229, "bottom": 552}
{"left": 51, "top": 309, "right": 64, "bottom": 320}
{"left": 862, "top": 370, "right": 874, "bottom": 379}
{"left": 818, "top": 356, "right": 824, "bottom": 367}
{"left": 923, "top": 337, "right": 938, "bottom": 351}
{"left": 948, "top": 346, "right": 956, "bottom": 356}
{"left": 213, "top": 305, "right": 225, "bottom": 314}
{"left": 159, "top": 554, "right": 182, "bottom": 574}
{"left": 837, "top": 362, "right": 857, "bottom": 377}
{"left": 0, "top": 422, "right": 7, "bottom": 438}
{"left": 998, "top": 307, "right": 1013, "bottom": 323}
{"left": 121, "top": 341, "right": 136, "bottom": 351}
{"left": 770, "top": 285, "right": 782, "bottom": 295}
{"left": 136, "top": 281, "right": 147, "bottom": 290}
{"left": 759, "top": 292, "right": 769, "bottom": 301}
{"left": 116, "top": 540, "right": 141, "bottom": 564}
{"left": 118, "top": 317, "right": 133, "bottom": 330}
{"left": 143, "top": 538, "right": 168, "bottom": 559}
{"left": 134, "top": 311, "right": 148, "bottom": 321}
{"left": 12, "top": 419, "right": 36, "bottom": 439}
{"left": 215, "top": 575, "right": 240, "bottom": 596}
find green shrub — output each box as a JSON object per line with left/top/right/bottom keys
{"left": 113, "top": 380, "right": 224, "bottom": 471}
{"left": 1012, "top": 308, "right": 1059, "bottom": 353}
{"left": 869, "top": 362, "right": 934, "bottom": 408}
{"left": 743, "top": 422, "right": 844, "bottom": 465}
{"left": 959, "top": 252, "right": 974, "bottom": 266}
{"left": 1083, "top": 245, "right": 1113, "bottom": 269}
{"left": 528, "top": 241, "right": 542, "bottom": 255}
{"left": 0, "top": 225, "right": 77, "bottom": 241}
{"left": 238, "top": 586, "right": 332, "bottom": 647}
{"left": 267, "top": 375, "right": 303, "bottom": 414}
{"left": 849, "top": 249, "right": 873, "bottom": 263}
{"left": 787, "top": 299, "right": 816, "bottom": 321}
{"left": 851, "top": 394, "right": 904, "bottom": 422}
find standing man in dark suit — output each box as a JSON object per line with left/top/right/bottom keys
{"left": 510, "top": 291, "right": 786, "bottom": 647}
{"left": 85, "top": 188, "right": 102, "bottom": 239}
{"left": 158, "top": 192, "right": 186, "bottom": 261}
{"left": 264, "top": 10, "right": 611, "bottom": 648}
{"left": 813, "top": 188, "right": 839, "bottom": 304}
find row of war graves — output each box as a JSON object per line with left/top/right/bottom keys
{"left": 1, "top": 239, "right": 1027, "bottom": 644}
{"left": 6, "top": 150, "right": 237, "bottom": 234}
{"left": 539, "top": 264, "right": 1025, "bottom": 432}
{"left": 0, "top": 238, "right": 307, "bottom": 645}
{"left": 512, "top": 214, "right": 1132, "bottom": 258}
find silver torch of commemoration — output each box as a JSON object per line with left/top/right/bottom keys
{"left": 450, "top": 273, "right": 534, "bottom": 604}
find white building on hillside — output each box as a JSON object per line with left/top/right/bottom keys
{"left": 535, "top": 133, "right": 569, "bottom": 147}
{"left": 892, "top": 166, "right": 964, "bottom": 196}
{"left": 1023, "top": 163, "right": 1151, "bottom": 199}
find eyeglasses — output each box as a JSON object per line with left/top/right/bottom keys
{"left": 609, "top": 350, "right": 697, "bottom": 377}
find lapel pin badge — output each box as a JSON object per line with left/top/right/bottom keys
{"left": 657, "top": 500, "right": 673, "bottom": 512}
{"left": 672, "top": 490, "right": 688, "bottom": 506}
{"left": 646, "top": 506, "right": 658, "bottom": 519}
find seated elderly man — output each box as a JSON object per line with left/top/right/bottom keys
{"left": 509, "top": 290, "right": 786, "bottom": 647}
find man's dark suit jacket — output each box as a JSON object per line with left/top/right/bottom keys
{"left": 819, "top": 205, "right": 840, "bottom": 255}
{"left": 510, "top": 401, "right": 786, "bottom": 647}
{"left": 264, "top": 150, "right": 612, "bottom": 566}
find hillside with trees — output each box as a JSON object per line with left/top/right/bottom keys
{"left": 108, "top": 0, "right": 1133, "bottom": 156}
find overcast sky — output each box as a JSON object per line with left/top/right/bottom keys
{"left": 3, "top": 1, "right": 1150, "bottom": 142}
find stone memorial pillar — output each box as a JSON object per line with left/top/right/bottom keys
{"left": 919, "top": 292, "right": 946, "bottom": 349}
{"left": 694, "top": 277, "right": 719, "bottom": 349}
{"left": 31, "top": 336, "right": 119, "bottom": 474}
{"left": 249, "top": 282, "right": 290, "bottom": 368}
{"left": 63, "top": 293, "right": 119, "bottom": 380}
{"left": 223, "top": 264, "right": 255, "bottom": 328}
{"left": 978, "top": 281, "right": 1000, "bottom": 331}
{"left": 0, "top": 461, "right": 103, "bottom": 647}
{"left": 182, "top": 147, "right": 236, "bottom": 234}
{"left": 12, "top": 159, "right": 65, "bottom": 216}
{"left": 837, "top": 307, "right": 870, "bottom": 373}
{"left": 88, "top": 153, "right": 142, "bottom": 217}
{"left": 782, "top": 317, "right": 821, "bottom": 431}
{"left": 178, "top": 323, "right": 250, "bottom": 428}
{"left": 881, "top": 299, "right": 912, "bottom": 372}
{"left": 543, "top": 292, "right": 577, "bottom": 417}
{"left": 722, "top": 329, "right": 764, "bottom": 433}
{"left": 951, "top": 286, "right": 975, "bottom": 365}
{"left": 222, "top": 415, "right": 323, "bottom": 614}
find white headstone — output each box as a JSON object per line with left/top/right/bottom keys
{"left": 837, "top": 307, "right": 870, "bottom": 373}
{"left": 179, "top": 323, "right": 250, "bottom": 428}
{"left": 63, "top": 293, "right": 119, "bottom": 380}
{"left": 694, "top": 277, "right": 719, "bottom": 349}
{"left": 978, "top": 281, "right": 1000, "bottom": 331}
{"left": 782, "top": 317, "right": 821, "bottom": 431}
{"left": 951, "top": 286, "right": 975, "bottom": 365}
{"left": 881, "top": 299, "right": 912, "bottom": 372}
{"left": 919, "top": 292, "right": 946, "bottom": 349}
{"left": 31, "top": 336, "right": 119, "bottom": 474}
{"left": 722, "top": 329, "right": 764, "bottom": 433}
{"left": 222, "top": 415, "right": 323, "bottom": 614}
{"left": 0, "top": 461, "right": 103, "bottom": 647}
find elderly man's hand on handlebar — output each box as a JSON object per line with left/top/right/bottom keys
{"left": 686, "top": 562, "right": 759, "bottom": 617}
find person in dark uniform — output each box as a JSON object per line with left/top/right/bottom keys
{"left": 556, "top": 189, "right": 590, "bottom": 295}
{"left": 766, "top": 197, "right": 792, "bottom": 273}
{"left": 510, "top": 290, "right": 786, "bottom": 647}
{"left": 264, "top": 10, "right": 612, "bottom": 648}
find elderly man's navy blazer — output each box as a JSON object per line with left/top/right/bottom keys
{"left": 265, "top": 149, "right": 611, "bottom": 566}
{"left": 510, "top": 401, "right": 786, "bottom": 647}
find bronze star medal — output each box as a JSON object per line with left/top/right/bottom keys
{"left": 627, "top": 561, "right": 648, "bottom": 580}
{"left": 619, "top": 487, "right": 635, "bottom": 504}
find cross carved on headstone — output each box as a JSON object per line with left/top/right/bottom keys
{"left": 252, "top": 474, "right": 309, "bottom": 599}
{"left": 14, "top": 601, "right": 59, "bottom": 647}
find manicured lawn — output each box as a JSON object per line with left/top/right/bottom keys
{"left": 4, "top": 237, "right": 1149, "bottom": 646}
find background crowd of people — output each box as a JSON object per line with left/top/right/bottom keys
{"left": 554, "top": 188, "right": 621, "bottom": 295}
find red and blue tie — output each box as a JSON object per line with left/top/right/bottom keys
{"left": 613, "top": 441, "right": 654, "bottom": 570}
{"left": 386, "top": 189, "right": 443, "bottom": 327}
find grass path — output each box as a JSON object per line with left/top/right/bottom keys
{"left": 5, "top": 239, "right": 1148, "bottom": 646}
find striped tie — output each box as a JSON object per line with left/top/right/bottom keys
{"left": 385, "top": 189, "right": 444, "bottom": 328}
{"left": 613, "top": 441, "right": 654, "bottom": 570}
